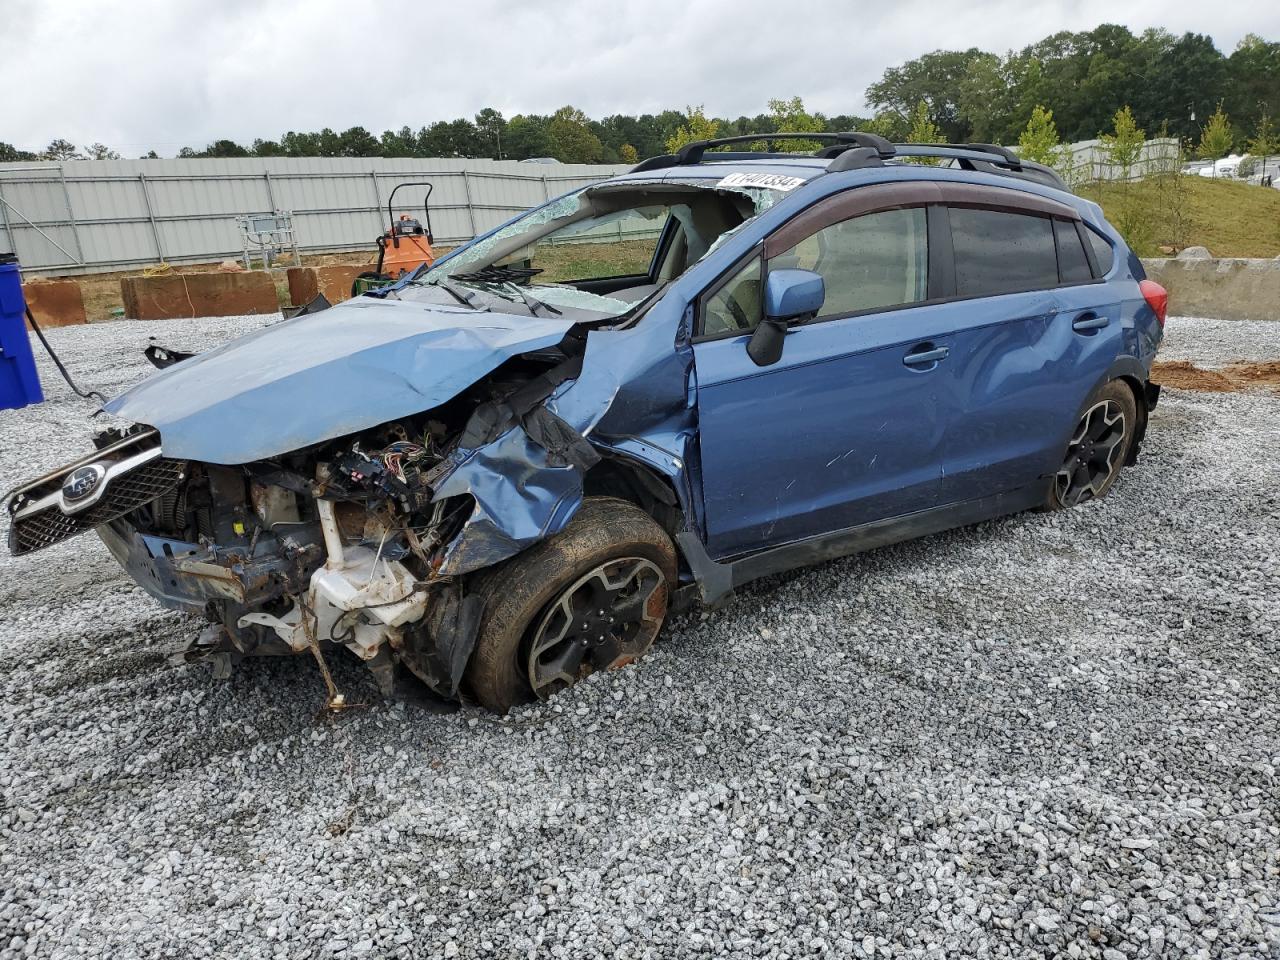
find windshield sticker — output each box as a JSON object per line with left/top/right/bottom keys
{"left": 716, "top": 172, "right": 806, "bottom": 192}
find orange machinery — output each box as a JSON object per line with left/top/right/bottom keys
{"left": 353, "top": 181, "right": 438, "bottom": 295}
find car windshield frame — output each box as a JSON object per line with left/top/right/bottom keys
{"left": 411, "top": 178, "right": 790, "bottom": 320}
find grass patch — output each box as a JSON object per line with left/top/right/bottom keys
{"left": 526, "top": 239, "right": 659, "bottom": 283}
{"left": 1079, "top": 177, "right": 1280, "bottom": 258}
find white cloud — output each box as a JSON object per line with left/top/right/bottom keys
{"left": 2, "top": 0, "right": 1275, "bottom": 155}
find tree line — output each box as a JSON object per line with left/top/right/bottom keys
{"left": 1, "top": 25, "right": 1274, "bottom": 166}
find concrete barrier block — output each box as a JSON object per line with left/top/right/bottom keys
{"left": 121, "top": 271, "right": 280, "bottom": 320}
{"left": 1142, "top": 257, "right": 1280, "bottom": 322}
{"left": 22, "top": 280, "right": 87, "bottom": 328}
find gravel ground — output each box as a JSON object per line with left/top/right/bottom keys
{"left": 1, "top": 315, "right": 1278, "bottom": 959}
{"left": 1160, "top": 316, "right": 1280, "bottom": 368}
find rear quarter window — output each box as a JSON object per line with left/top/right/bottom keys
{"left": 1086, "top": 228, "right": 1115, "bottom": 277}
{"left": 1054, "top": 219, "right": 1093, "bottom": 284}
{"left": 949, "top": 207, "right": 1058, "bottom": 297}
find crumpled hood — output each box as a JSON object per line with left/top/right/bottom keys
{"left": 104, "top": 296, "right": 577, "bottom": 464}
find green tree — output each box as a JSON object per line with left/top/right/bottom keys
{"left": 1102, "top": 106, "right": 1145, "bottom": 177}
{"left": 618, "top": 143, "right": 639, "bottom": 164}
{"left": 180, "top": 139, "right": 250, "bottom": 158}
{"left": 84, "top": 143, "right": 120, "bottom": 160}
{"left": 251, "top": 139, "right": 284, "bottom": 157}
{"left": 279, "top": 131, "right": 322, "bottom": 156}
{"left": 1225, "top": 34, "right": 1280, "bottom": 134}
{"left": 665, "top": 105, "right": 720, "bottom": 153}
{"left": 763, "top": 96, "right": 824, "bottom": 150}
{"left": 419, "top": 120, "right": 461, "bottom": 157}
{"left": 504, "top": 115, "right": 555, "bottom": 160}
{"left": 904, "top": 101, "right": 943, "bottom": 164}
{"left": 337, "top": 126, "right": 380, "bottom": 157}
{"left": 378, "top": 126, "right": 417, "bottom": 158}
{"left": 1017, "top": 105, "right": 1062, "bottom": 167}
{"left": 0, "top": 142, "right": 37, "bottom": 162}
{"left": 1099, "top": 106, "right": 1150, "bottom": 250}
{"left": 1197, "top": 103, "right": 1234, "bottom": 159}
{"left": 474, "top": 108, "right": 507, "bottom": 159}
{"left": 1248, "top": 113, "right": 1279, "bottom": 164}
{"left": 862, "top": 111, "right": 907, "bottom": 141}
{"left": 547, "top": 106, "right": 603, "bottom": 163}
{"left": 866, "top": 48, "right": 998, "bottom": 142}
{"left": 38, "top": 139, "right": 83, "bottom": 161}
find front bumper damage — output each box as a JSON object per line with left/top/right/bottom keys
{"left": 5, "top": 295, "right": 702, "bottom": 707}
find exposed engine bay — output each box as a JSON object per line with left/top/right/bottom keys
{"left": 6, "top": 341, "right": 599, "bottom": 705}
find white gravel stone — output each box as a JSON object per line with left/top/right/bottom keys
{"left": 0, "top": 315, "right": 1277, "bottom": 958}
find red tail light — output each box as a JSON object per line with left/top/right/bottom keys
{"left": 1139, "top": 279, "right": 1168, "bottom": 327}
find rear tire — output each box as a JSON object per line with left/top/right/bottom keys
{"left": 1044, "top": 379, "right": 1138, "bottom": 510}
{"left": 464, "top": 497, "right": 678, "bottom": 713}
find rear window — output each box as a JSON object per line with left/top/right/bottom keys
{"left": 950, "top": 208, "right": 1058, "bottom": 297}
{"left": 1055, "top": 219, "right": 1093, "bottom": 284}
{"left": 1086, "top": 228, "right": 1115, "bottom": 276}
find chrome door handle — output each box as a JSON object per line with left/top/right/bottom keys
{"left": 903, "top": 345, "right": 949, "bottom": 366}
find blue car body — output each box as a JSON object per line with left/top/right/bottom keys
{"left": 118, "top": 154, "right": 1159, "bottom": 586}
{"left": 7, "top": 141, "right": 1163, "bottom": 700}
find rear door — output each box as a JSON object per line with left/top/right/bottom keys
{"left": 932, "top": 196, "right": 1125, "bottom": 501}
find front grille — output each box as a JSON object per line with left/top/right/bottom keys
{"left": 10, "top": 457, "right": 187, "bottom": 555}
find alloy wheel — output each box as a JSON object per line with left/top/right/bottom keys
{"left": 1055, "top": 399, "right": 1128, "bottom": 507}
{"left": 526, "top": 557, "right": 666, "bottom": 699}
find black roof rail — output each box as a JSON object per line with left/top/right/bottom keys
{"left": 826, "top": 147, "right": 887, "bottom": 173}
{"left": 890, "top": 145, "right": 1067, "bottom": 190}
{"left": 628, "top": 131, "right": 895, "bottom": 173}
{"left": 625, "top": 132, "right": 1070, "bottom": 193}
{"left": 902, "top": 142, "right": 1022, "bottom": 169}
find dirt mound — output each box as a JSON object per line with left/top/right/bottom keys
{"left": 1152, "top": 360, "right": 1280, "bottom": 393}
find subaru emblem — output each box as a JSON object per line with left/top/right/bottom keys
{"left": 62, "top": 463, "right": 107, "bottom": 503}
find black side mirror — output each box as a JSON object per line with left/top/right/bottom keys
{"left": 747, "top": 318, "right": 788, "bottom": 367}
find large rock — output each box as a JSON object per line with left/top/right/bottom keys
{"left": 120, "top": 271, "right": 279, "bottom": 320}
{"left": 22, "top": 280, "right": 87, "bottom": 328}
{"left": 1176, "top": 246, "right": 1212, "bottom": 260}
{"left": 286, "top": 264, "right": 374, "bottom": 306}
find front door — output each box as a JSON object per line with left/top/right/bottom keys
{"left": 692, "top": 202, "right": 953, "bottom": 559}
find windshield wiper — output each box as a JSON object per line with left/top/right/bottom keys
{"left": 435, "top": 277, "right": 484, "bottom": 310}
{"left": 503, "top": 283, "right": 562, "bottom": 318}
{"left": 450, "top": 264, "right": 543, "bottom": 285}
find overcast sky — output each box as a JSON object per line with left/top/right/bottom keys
{"left": 3, "top": 0, "right": 1277, "bottom": 155}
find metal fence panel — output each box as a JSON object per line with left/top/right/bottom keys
{"left": 0, "top": 157, "right": 631, "bottom": 276}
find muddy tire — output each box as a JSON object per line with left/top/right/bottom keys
{"left": 464, "top": 497, "right": 678, "bottom": 713}
{"left": 1044, "top": 379, "right": 1138, "bottom": 510}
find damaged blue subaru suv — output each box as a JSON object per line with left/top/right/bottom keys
{"left": 5, "top": 133, "right": 1166, "bottom": 712}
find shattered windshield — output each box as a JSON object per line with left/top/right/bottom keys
{"left": 411, "top": 179, "right": 788, "bottom": 319}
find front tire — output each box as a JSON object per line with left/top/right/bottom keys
{"left": 464, "top": 498, "right": 678, "bottom": 713}
{"left": 1045, "top": 380, "right": 1138, "bottom": 510}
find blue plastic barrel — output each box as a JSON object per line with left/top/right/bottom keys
{"left": 0, "top": 255, "right": 44, "bottom": 410}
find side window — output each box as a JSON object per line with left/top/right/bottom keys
{"left": 950, "top": 207, "right": 1057, "bottom": 297}
{"left": 1085, "top": 227, "right": 1115, "bottom": 277}
{"left": 701, "top": 257, "right": 762, "bottom": 337}
{"left": 770, "top": 207, "right": 928, "bottom": 318}
{"left": 1055, "top": 219, "right": 1093, "bottom": 284}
